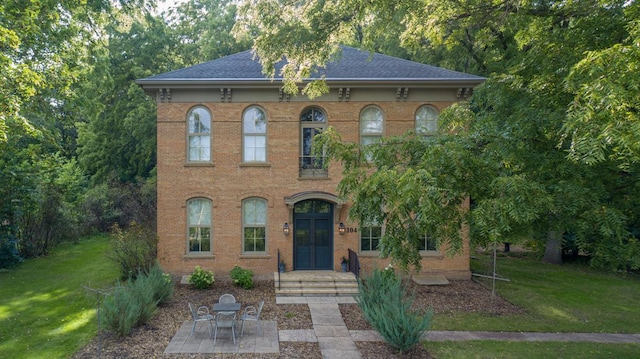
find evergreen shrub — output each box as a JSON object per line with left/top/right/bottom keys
{"left": 356, "top": 267, "right": 433, "bottom": 354}
{"left": 100, "top": 282, "right": 142, "bottom": 336}
{"left": 0, "top": 234, "right": 23, "bottom": 269}
{"left": 187, "top": 266, "right": 215, "bottom": 289}
{"left": 146, "top": 264, "right": 174, "bottom": 304}
{"left": 230, "top": 265, "right": 254, "bottom": 289}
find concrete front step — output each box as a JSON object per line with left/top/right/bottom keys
{"left": 274, "top": 271, "right": 359, "bottom": 297}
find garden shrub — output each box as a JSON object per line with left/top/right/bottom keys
{"left": 101, "top": 282, "right": 142, "bottom": 337}
{"left": 107, "top": 222, "right": 157, "bottom": 280}
{"left": 127, "top": 274, "right": 157, "bottom": 325}
{"left": 356, "top": 267, "right": 433, "bottom": 354}
{"left": 145, "top": 264, "right": 174, "bottom": 304}
{"left": 187, "top": 266, "right": 215, "bottom": 289}
{"left": 230, "top": 265, "right": 254, "bottom": 289}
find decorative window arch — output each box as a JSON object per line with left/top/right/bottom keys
{"left": 360, "top": 105, "right": 384, "bottom": 160}
{"left": 242, "top": 197, "right": 267, "bottom": 253}
{"left": 187, "top": 198, "right": 212, "bottom": 253}
{"left": 415, "top": 105, "right": 438, "bottom": 136}
{"left": 242, "top": 106, "right": 267, "bottom": 162}
{"left": 299, "top": 106, "right": 327, "bottom": 176}
{"left": 187, "top": 106, "right": 212, "bottom": 162}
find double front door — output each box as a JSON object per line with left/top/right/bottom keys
{"left": 293, "top": 199, "right": 333, "bottom": 270}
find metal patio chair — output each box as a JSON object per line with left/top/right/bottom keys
{"left": 188, "top": 302, "right": 213, "bottom": 336}
{"left": 240, "top": 300, "right": 265, "bottom": 337}
{"left": 218, "top": 293, "right": 236, "bottom": 304}
{"left": 212, "top": 311, "right": 237, "bottom": 346}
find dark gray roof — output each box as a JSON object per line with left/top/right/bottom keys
{"left": 136, "top": 46, "right": 484, "bottom": 87}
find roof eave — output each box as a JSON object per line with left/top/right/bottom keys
{"left": 135, "top": 77, "right": 486, "bottom": 89}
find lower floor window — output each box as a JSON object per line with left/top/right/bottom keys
{"left": 419, "top": 234, "right": 437, "bottom": 251}
{"left": 243, "top": 198, "right": 267, "bottom": 253}
{"left": 360, "top": 225, "right": 381, "bottom": 252}
{"left": 187, "top": 198, "right": 212, "bottom": 253}
{"left": 244, "top": 227, "right": 266, "bottom": 252}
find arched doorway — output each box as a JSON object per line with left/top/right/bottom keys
{"left": 293, "top": 199, "right": 333, "bottom": 270}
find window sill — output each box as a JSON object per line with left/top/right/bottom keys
{"left": 420, "top": 251, "right": 443, "bottom": 258}
{"left": 183, "top": 253, "right": 215, "bottom": 259}
{"left": 240, "top": 162, "right": 271, "bottom": 167}
{"left": 357, "top": 251, "right": 381, "bottom": 257}
{"left": 184, "top": 162, "right": 215, "bottom": 167}
{"left": 238, "top": 254, "right": 271, "bottom": 259}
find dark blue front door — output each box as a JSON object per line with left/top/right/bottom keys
{"left": 294, "top": 200, "right": 333, "bottom": 270}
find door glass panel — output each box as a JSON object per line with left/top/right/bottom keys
{"left": 295, "top": 219, "right": 311, "bottom": 269}
{"left": 314, "top": 218, "right": 331, "bottom": 269}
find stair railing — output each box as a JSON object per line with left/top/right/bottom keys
{"left": 347, "top": 248, "right": 360, "bottom": 279}
{"left": 277, "top": 249, "right": 281, "bottom": 290}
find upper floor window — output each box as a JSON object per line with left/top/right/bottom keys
{"left": 187, "top": 198, "right": 212, "bottom": 253}
{"left": 243, "top": 198, "right": 267, "bottom": 253}
{"left": 360, "top": 106, "right": 384, "bottom": 160}
{"left": 242, "top": 106, "right": 267, "bottom": 162}
{"left": 187, "top": 106, "right": 211, "bottom": 162}
{"left": 360, "top": 222, "right": 382, "bottom": 252}
{"left": 300, "top": 107, "right": 327, "bottom": 177}
{"left": 415, "top": 105, "right": 438, "bottom": 136}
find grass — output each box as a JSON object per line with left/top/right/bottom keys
{"left": 431, "top": 251, "right": 640, "bottom": 334}
{"left": 427, "top": 341, "right": 640, "bottom": 359}
{"left": 0, "top": 235, "right": 118, "bottom": 359}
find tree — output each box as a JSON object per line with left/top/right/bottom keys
{"left": 241, "top": 0, "right": 640, "bottom": 270}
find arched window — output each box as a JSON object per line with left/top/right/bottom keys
{"left": 415, "top": 105, "right": 438, "bottom": 136}
{"left": 360, "top": 106, "right": 384, "bottom": 160}
{"left": 242, "top": 106, "right": 267, "bottom": 162}
{"left": 242, "top": 198, "right": 267, "bottom": 253}
{"left": 187, "top": 106, "right": 211, "bottom": 162}
{"left": 299, "top": 107, "right": 327, "bottom": 176}
{"left": 187, "top": 198, "right": 212, "bottom": 253}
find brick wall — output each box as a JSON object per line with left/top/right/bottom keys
{"left": 156, "top": 92, "right": 470, "bottom": 280}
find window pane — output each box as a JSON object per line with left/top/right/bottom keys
{"left": 244, "top": 135, "right": 266, "bottom": 162}
{"left": 301, "top": 108, "right": 326, "bottom": 122}
{"left": 188, "top": 107, "right": 211, "bottom": 134}
{"left": 243, "top": 107, "right": 266, "bottom": 133}
{"left": 188, "top": 199, "right": 211, "bottom": 225}
{"left": 189, "top": 136, "right": 210, "bottom": 161}
{"left": 244, "top": 199, "right": 266, "bottom": 225}
{"left": 360, "top": 107, "right": 383, "bottom": 134}
{"left": 416, "top": 106, "right": 438, "bottom": 135}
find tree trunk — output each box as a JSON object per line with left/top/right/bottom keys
{"left": 543, "top": 230, "right": 563, "bottom": 265}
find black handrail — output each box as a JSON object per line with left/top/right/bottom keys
{"left": 348, "top": 248, "right": 360, "bottom": 279}
{"left": 277, "top": 249, "right": 281, "bottom": 290}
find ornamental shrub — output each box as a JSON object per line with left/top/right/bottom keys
{"left": 356, "top": 268, "right": 433, "bottom": 354}
{"left": 101, "top": 282, "right": 142, "bottom": 337}
{"left": 188, "top": 266, "right": 215, "bottom": 289}
{"left": 107, "top": 222, "right": 157, "bottom": 280}
{"left": 145, "top": 264, "right": 174, "bottom": 304}
{"left": 230, "top": 265, "right": 254, "bottom": 289}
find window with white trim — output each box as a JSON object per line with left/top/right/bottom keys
{"left": 300, "top": 107, "right": 327, "bottom": 177}
{"left": 360, "top": 105, "right": 384, "bottom": 161}
{"left": 187, "top": 198, "right": 212, "bottom": 253}
{"left": 242, "top": 198, "right": 267, "bottom": 253}
{"left": 415, "top": 105, "right": 438, "bottom": 136}
{"left": 360, "top": 223, "right": 382, "bottom": 252}
{"left": 187, "top": 106, "right": 211, "bottom": 162}
{"left": 242, "top": 106, "right": 267, "bottom": 162}
{"left": 419, "top": 233, "right": 438, "bottom": 252}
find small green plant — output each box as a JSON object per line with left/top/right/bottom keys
{"left": 341, "top": 256, "right": 349, "bottom": 264}
{"left": 285, "top": 312, "right": 296, "bottom": 319}
{"left": 187, "top": 266, "right": 215, "bottom": 289}
{"left": 230, "top": 265, "right": 254, "bottom": 289}
{"left": 357, "top": 267, "right": 433, "bottom": 354}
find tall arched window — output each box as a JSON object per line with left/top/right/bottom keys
{"left": 242, "top": 198, "right": 267, "bottom": 253}
{"left": 187, "top": 198, "right": 212, "bottom": 253}
{"left": 415, "top": 105, "right": 438, "bottom": 136}
{"left": 300, "top": 107, "right": 327, "bottom": 177}
{"left": 242, "top": 106, "right": 267, "bottom": 162}
{"left": 187, "top": 106, "right": 212, "bottom": 162}
{"left": 360, "top": 105, "right": 384, "bottom": 161}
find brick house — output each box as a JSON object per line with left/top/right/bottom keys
{"left": 136, "top": 46, "right": 484, "bottom": 280}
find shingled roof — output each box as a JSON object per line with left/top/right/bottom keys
{"left": 136, "top": 46, "right": 485, "bottom": 88}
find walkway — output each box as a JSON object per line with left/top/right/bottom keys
{"left": 165, "top": 296, "right": 640, "bottom": 356}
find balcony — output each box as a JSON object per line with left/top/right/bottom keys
{"left": 299, "top": 156, "right": 328, "bottom": 178}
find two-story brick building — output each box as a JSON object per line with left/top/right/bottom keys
{"left": 136, "top": 46, "right": 484, "bottom": 280}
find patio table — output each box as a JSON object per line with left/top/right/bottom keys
{"left": 212, "top": 302, "right": 241, "bottom": 312}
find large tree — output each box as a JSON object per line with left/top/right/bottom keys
{"left": 238, "top": 0, "right": 640, "bottom": 271}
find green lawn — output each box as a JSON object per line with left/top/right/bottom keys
{"left": 0, "top": 235, "right": 118, "bottom": 359}
{"left": 427, "top": 341, "right": 640, "bottom": 359}
{"left": 432, "top": 251, "right": 640, "bottom": 334}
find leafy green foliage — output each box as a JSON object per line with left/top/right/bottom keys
{"left": 188, "top": 266, "right": 215, "bottom": 289}
{"left": 356, "top": 268, "right": 433, "bottom": 354}
{"left": 107, "top": 223, "right": 158, "bottom": 280}
{"left": 0, "top": 234, "right": 23, "bottom": 269}
{"left": 230, "top": 265, "right": 254, "bottom": 289}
